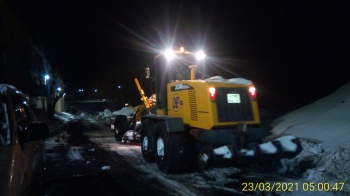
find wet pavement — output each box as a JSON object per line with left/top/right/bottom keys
{"left": 42, "top": 117, "right": 175, "bottom": 196}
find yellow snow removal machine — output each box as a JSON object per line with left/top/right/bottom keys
{"left": 136, "top": 47, "right": 302, "bottom": 173}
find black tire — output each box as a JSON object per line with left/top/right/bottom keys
{"left": 114, "top": 115, "right": 128, "bottom": 141}
{"left": 140, "top": 119, "right": 156, "bottom": 162}
{"left": 155, "top": 121, "right": 186, "bottom": 174}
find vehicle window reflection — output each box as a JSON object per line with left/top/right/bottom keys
{"left": 0, "top": 95, "right": 11, "bottom": 146}
{"left": 12, "top": 94, "right": 36, "bottom": 129}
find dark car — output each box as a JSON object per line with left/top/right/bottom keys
{"left": 0, "top": 84, "right": 49, "bottom": 196}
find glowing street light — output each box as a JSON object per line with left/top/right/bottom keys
{"left": 44, "top": 74, "right": 50, "bottom": 85}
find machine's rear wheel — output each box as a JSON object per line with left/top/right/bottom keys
{"left": 140, "top": 119, "right": 156, "bottom": 162}
{"left": 155, "top": 121, "right": 185, "bottom": 174}
{"left": 114, "top": 115, "right": 128, "bottom": 141}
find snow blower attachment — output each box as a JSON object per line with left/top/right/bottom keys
{"left": 137, "top": 47, "right": 302, "bottom": 173}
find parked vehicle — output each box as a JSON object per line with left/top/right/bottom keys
{"left": 0, "top": 84, "right": 49, "bottom": 196}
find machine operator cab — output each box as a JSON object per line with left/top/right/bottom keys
{"left": 145, "top": 47, "right": 207, "bottom": 113}
{"left": 146, "top": 47, "right": 206, "bottom": 82}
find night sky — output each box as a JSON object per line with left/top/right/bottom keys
{"left": 8, "top": 0, "right": 350, "bottom": 113}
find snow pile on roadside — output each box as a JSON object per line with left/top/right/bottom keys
{"left": 280, "top": 140, "right": 350, "bottom": 186}
{"left": 95, "top": 107, "right": 136, "bottom": 122}
{"left": 112, "top": 106, "right": 135, "bottom": 116}
{"left": 103, "top": 109, "right": 112, "bottom": 117}
{"left": 269, "top": 82, "right": 350, "bottom": 188}
{"left": 54, "top": 112, "right": 80, "bottom": 124}
{"left": 270, "top": 82, "right": 350, "bottom": 147}
{"left": 302, "top": 143, "right": 350, "bottom": 183}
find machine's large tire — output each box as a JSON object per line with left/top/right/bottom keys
{"left": 155, "top": 121, "right": 186, "bottom": 174}
{"left": 140, "top": 119, "right": 156, "bottom": 163}
{"left": 114, "top": 115, "right": 128, "bottom": 141}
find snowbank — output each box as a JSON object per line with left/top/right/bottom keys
{"left": 270, "top": 82, "right": 350, "bottom": 148}
{"left": 112, "top": 106, "right": 135, "bottom": 116}
{"left": 268, "top": 82, "right": 350, "bottom": 189}
{"left": 54, "top": 112, "right": 80, "bottom": 124}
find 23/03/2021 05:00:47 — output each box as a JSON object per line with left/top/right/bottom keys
{"left": 241, "top": 182, "right": 345, "bottom": 192}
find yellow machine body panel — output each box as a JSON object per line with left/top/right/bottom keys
{"left": 167, "top": 80, "right": 261, "bottom": 130}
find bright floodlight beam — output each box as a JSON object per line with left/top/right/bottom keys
{"left": 195, "top": 51, "right": 206, "bottom": 61}
{"left": 164, "top": 49, "right": 175, "bottom": 61}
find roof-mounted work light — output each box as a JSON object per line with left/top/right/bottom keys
{"left": 162, "top": 47, "right": 206, "bottom": 62}
{"left": 195, "top": 50, "right": 206, "bottom": 61}
{"left": 164, "top": 49, "right": 175, "bottom": 61}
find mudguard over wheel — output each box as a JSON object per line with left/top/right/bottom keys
{"left": 140, "top": 119, "right": 156, "bottom": 162}
{"left": 155, "top": 121, "right": 186, "bottom": 174}
{"left": 114, "top": 115, "right": 128, "bottom": 141}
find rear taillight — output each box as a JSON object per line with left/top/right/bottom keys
{"left": 249, "top": 86, "right": 256, "bottom": 99}
{"left": 209, "top": 87, "right": 216, "bottom": 100}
